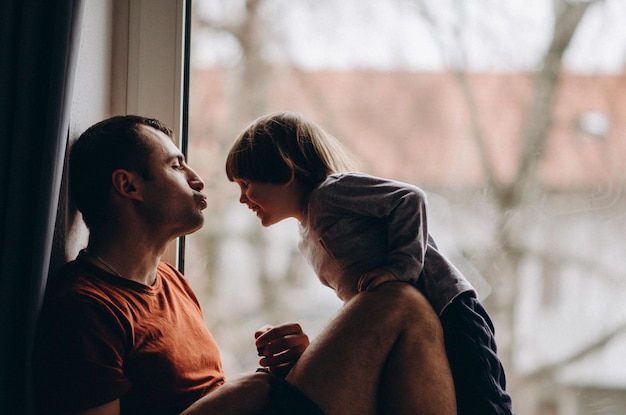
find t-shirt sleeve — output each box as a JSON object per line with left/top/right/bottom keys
{"left": 33, "top": 294, "right": 132, "bottom": 413}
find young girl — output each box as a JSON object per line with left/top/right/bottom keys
{"left": 226, "top": 111, "right": 514, "bottom": 415}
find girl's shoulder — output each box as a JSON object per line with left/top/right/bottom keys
{"left": 326, "top": 172, "right": 423, "bottom": 191}
{"left": 326, "top": 171, "right": 381, "bottom": 184}
{"left": 315, "top": 172, "right": 425, "bottom": 202}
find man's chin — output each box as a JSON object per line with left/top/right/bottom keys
{"left": 184, "top": 216, "right": 205, "bottom": 234}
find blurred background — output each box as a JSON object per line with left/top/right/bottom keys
{"left": 183, "top": 1, "right": 626, "bottom": 414}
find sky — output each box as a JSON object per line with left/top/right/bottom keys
{"left": 192, "top": 0, "right": 626, "bottom": 73}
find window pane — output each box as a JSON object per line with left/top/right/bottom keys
{"left": 186, "top": 1, "right": 626, "bottom": 413}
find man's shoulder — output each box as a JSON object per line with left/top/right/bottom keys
{"left": 157, "top": 261, "right": 187, "bottom": 285}
{"left": 156, "top": 261, "right": 196, "bottom": 295}
{"left": 45, "top": 259, "right": 93, "bottom": 296}
{"left": 157, "top": 261, "right": 180, "bottom": 275}
{"left": 45, "top": 259, "right": 132, "bottom": 306}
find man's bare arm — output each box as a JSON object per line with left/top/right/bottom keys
{"left": 77, "top": 399, "right": 120, "bottom": 415}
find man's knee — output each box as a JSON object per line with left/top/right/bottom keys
{"left": 367, "top": 282, "right": 435, "bottom": 315}
{"left": 359, "top": 282, "right": 442, "bottom": 336}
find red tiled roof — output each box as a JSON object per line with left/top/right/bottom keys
{"left": 189, "top": 68, "right": 626, "bottom": 189}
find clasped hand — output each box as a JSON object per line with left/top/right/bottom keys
{"left": 254, "top": 323, "right": 309, "bottom": 378}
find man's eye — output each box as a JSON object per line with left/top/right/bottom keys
{"left": 173, "top": 164, "right": 183, "bottom": 170}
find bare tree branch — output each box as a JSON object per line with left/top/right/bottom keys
{"left": 508, "top": 0, "right": 595, "bottom": 207}
{"left": 414, "top": 1, "right": 505, "bottom": 194}
{"left": 452, "top": 71, "right": 499, "bottom": 191}
{"left": 523, "top": 321, "right": 626, "bottom": 382}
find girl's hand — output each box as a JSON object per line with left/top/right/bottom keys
{"left": 357, "top": 269, "right": 399, "bottom": 292}
{"left": 254, "top": 323, "right": 309, "bottom": 378}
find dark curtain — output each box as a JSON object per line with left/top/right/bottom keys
{"left": 0, "top": 1, "right": 84, "bottom": 414}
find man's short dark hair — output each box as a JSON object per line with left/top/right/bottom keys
{"left": 69, "top": 115, "right": 173, "bottom": 230}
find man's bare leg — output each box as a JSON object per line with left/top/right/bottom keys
{"left": 286, "top": 282, "right": 456, "bottom": 415}
{"left": 181, "top": 372, "right": 273, "bottom": 415}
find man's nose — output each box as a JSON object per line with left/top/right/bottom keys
{"left": 188, "top": 168, "right": 204, "bottom": 191}
{"left": 191, "top": 177, "right": 204, "bottom": 191}
{"left": 189, "top": 170, "right": 204, "bottom": 191}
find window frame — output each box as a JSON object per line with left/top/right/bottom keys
{"left": 110, "top": 0, "right": 192, "bottom": 269}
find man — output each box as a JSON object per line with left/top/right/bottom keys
{"left": 32, "top": 115, "right": 456, "bottom": 415}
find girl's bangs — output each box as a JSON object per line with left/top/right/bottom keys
{"left": 227, "top": 142, "right": 254, "bottom": 181}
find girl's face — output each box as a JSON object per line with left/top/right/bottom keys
{"left": 234, "top": 178, "right": 305, "bottom": 226}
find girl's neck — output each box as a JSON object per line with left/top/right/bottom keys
{"left": 296, "top": 183, "right": 317, "bottom": 225}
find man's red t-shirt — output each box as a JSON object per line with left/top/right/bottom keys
{"left": 33, "top": 256, "right": 225, "bottom": 414}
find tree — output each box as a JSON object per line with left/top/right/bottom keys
{"left": 416, "top": 0, "right": 626, "bottom": 412}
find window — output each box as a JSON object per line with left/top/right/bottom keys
{"left": 184, "top": 1, "right": 626, "bottom": 414}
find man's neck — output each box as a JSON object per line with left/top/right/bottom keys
{"left": 84, "top": 239, "right": 163, "bottom": 286}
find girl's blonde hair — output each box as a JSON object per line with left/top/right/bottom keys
{"left": 226, "top": 112, "right": 354, "bottom": 187}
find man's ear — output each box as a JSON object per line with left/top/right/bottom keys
{"left": 111, "top": 169, "right": 142, "bottom": 200}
